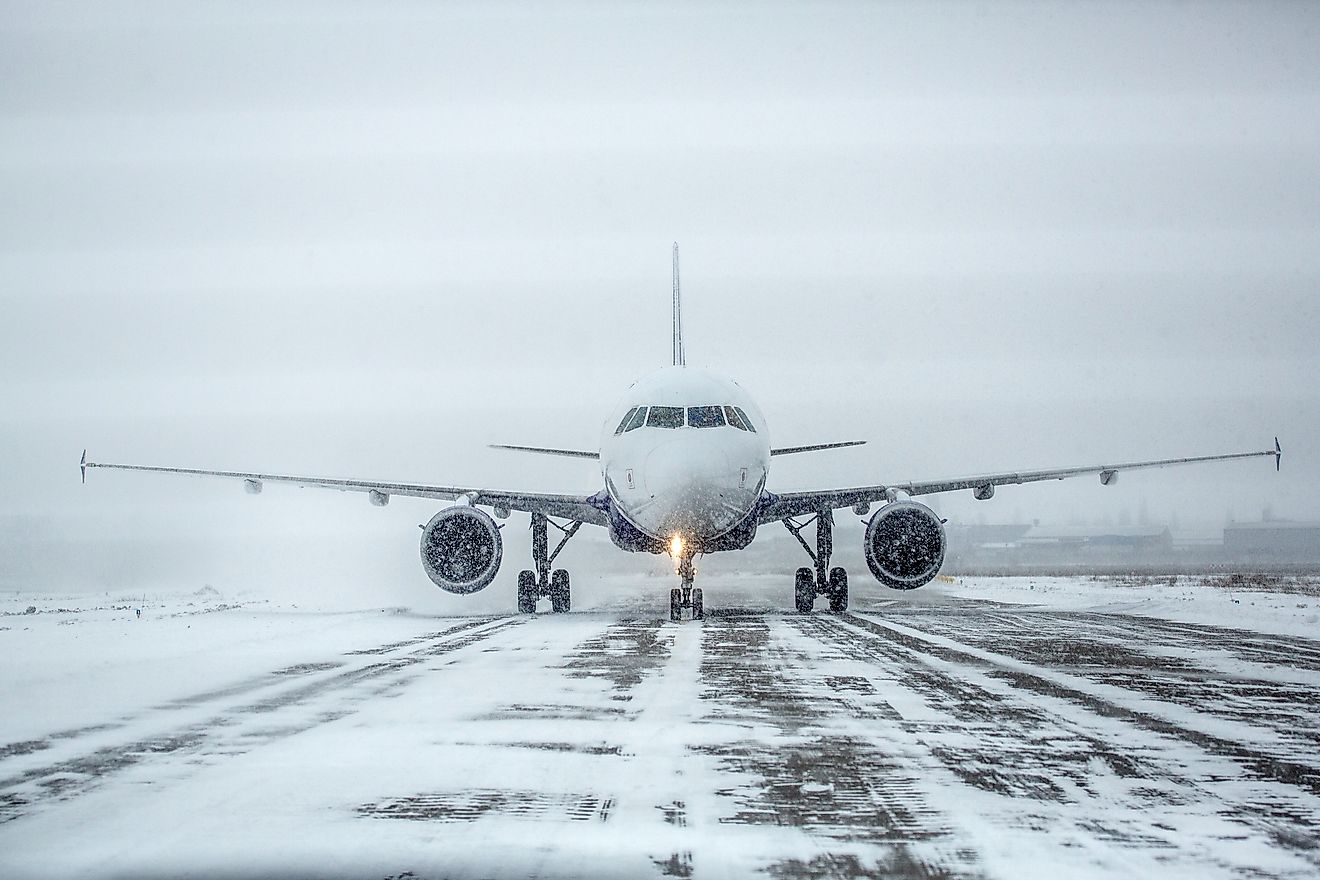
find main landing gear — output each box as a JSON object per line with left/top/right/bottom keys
{"left": 669, "top": 551, "right": 704, "bottom": 623}
{"left": 518, "top": 512, "right": 581, "bottom": 614}
{"left": 783, "top": 509, "right": 848, "bottom": 613}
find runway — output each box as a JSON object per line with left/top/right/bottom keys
{"left": 3, "top": 579, "right": 1320, "bottom": 879}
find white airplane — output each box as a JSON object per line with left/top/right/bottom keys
{"left": 83, "top": 245, "right": 1282, "bottom": 621}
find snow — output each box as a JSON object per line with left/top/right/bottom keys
{"left": 932, "top": 573, "right": 1320, "bottom": 639}
{"left": 2, "top": 576, "right": 1319, "bottom": 878}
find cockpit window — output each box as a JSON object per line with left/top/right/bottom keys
{"left": 614, "top": 407, "right": 640, "bottom": 435}
{"left": 724, "top": 405, "right": 750, "bottom": 431}
{"left": 733, "top": 406, "right": 757, "bottom": 432}
{"left": 686, "top": 405, "right": 725, "bottom": 428}
{"left": 646, "top": 406, "right": 684, "bottom": 429}
{"left": 624, "top": 406, "right": 647, "bottom": 432}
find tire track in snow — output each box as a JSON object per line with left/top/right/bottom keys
{"left": 1053, "top": 612, "right": 1320, "bottom": 671}
{"left": 846, "top": 610, "right": 1320, "bottom": 795}
{"left": 0, "top": 616, "right": 521, "bottom": 824}
{"left": 696, "top": 611, "right": 979, "bottom": 879}
{"left": 0, "top": 616, "right": 502, "bottom": 765}
{"left": 355, "top": 614, "right": 693, "bottom": 875}
{"left": 892, "top": 606, "right": 1320, "bottom": 755}
{"left": 817, "top": 610, "right": 1320, "bottom": 875}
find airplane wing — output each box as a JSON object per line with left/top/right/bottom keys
{"left": 489, "top": 444, "right": 600, "bottom": 459}
{"left": 759, "top": 439, "right": 1282, "bottom": 522}
{"left": 81, "top": 453, "right": 608, "bottom": 526}
{"left": 770, "top": 440, "right": 866, "bottom": 456}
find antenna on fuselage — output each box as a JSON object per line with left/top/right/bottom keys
{"left": 672, "top": 242, "right": 685, "bottom": 366}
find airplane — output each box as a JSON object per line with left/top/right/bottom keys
{"left": 82, "top": 244, "right": 1283, "bottom": 621}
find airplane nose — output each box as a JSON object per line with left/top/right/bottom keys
{"left": 643, "top": 440, "right": 722, "bottom": 487}
{"left": 640, "top": 441, "right": 747, "bottom": 537}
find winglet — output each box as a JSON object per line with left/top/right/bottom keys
{"left": 671, "top": 242, "right": 685, "bottom": 367}
{"left": 1275, "top": 436, "right": 1282, "bottom": 472}
{"left": 80, "top": 449, "right": 87, "bottom": 484}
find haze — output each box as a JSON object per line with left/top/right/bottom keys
{"left": 2, "top": 1, "right": 1316, "bottom": 600}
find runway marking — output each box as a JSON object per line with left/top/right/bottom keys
{"left": 358, "top": 789, "right": 614, "bottom": 823}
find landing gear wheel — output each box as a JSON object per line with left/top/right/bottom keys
{"left": 692, "top": 588, "right": 704, "bottom": 620}
{"left": 517, "top": 570, "right": 538, "bottom": 614}
{"left": 828, "top": 567, "right": 849, "bottom": 613}
{"left": 795, "top": 567, "right": 816, "bottom": 613}
{"left": 670, "top": 588, "right": 682, "bottom": 622}
{"left": 525, "top": 512, "right": 582, "bottom": 617}
{"left": 550, "top": 569, "right": 571, "bottom": 613}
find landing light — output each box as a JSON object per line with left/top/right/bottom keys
{"left": 669, "top": 535, "right": 684, "bottom": 557}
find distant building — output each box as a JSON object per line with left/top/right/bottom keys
{"left": 940, "top": 518, "right": 1320, "bottom": 574}
{"left": 943, "top": 524, "right": 1032, "bottom": 569}
{"left": 945, "top": 523, "right": 1033, "bottom": 550}
{"left": 1020, "top": 525, "right": 1173, "bottom": 554}
{"left": 1224, "top": 522, "right": 1320, "bottom": 563}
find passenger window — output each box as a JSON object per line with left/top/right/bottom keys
{"left": 687, "top": 405, "right": 725, "bottom": 428}
{"left": 614, "top": 407, "right": 639, "bottom": 435}
{"left": 624, "top": 406, "right": 647, "bottom": 432}
{"left": 724, "top": 405, "right": 749, "bottom": 431}
{"left": 646, "top": 406, "right": 684, "bottom": 429}
{"left": 733, "top": 406, "right": 757, "bottom": 432}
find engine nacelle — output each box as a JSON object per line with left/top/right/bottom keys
{"left": 864, "top": 501, "right": 946, "bottom": 590}
{"left": 419, "top": 506, "right": 502, "bottom": 594}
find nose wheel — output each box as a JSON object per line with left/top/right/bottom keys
{"left": 669, "top": 552, "right": 704, "bottom": 622}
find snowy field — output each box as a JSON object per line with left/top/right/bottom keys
{"left": 3, "top": 574, "right": 1320, "bottom": 879}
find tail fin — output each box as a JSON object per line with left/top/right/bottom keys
{"left": 671, "top": 242, "right": 685, "bottom": 366}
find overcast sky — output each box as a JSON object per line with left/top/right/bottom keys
{"left": 2, "top": 1, "right": 1317, "bottom": 594}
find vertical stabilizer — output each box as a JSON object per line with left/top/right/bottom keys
{"left": 672, "top": 242, "right": 685, "bottom": 366}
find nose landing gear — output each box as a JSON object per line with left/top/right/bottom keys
{"left": 669, "top": 551, "right": 704, "bottom": 622}
{"left": 517, "top": 512, "right": 581, "bottom": 614}
{"left": 784, "top": 509, "right": 848, "bottom": 612}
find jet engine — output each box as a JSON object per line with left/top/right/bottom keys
{"left": 419, "top": 506, "right": 503, "bottom": 594}
{"left": 864, "top": 501, "right": 946, "bottom": 590}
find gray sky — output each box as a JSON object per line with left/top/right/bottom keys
{"left": 2, "top": 1, "right": 1317, "bottom": 594}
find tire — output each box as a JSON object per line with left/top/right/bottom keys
{"left": 794, "top": 567, "right": 815, "bottom": 613}
{"left": 692, "top": 588, "right": 704, "bottom": 620}
{"left": 828, "top": 567, "right": 849, "bottom": 613}
{"left": 517, "top": 570, "right": 538, "bottom": 614}
{"left": 670, "top": 588, "right": 682, "bottom": 622}
{"left": 550, "top": 569, "right": 571, "bottom": 613}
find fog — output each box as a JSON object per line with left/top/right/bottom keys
{"left": 2, "top": 2, "right": 1317, "bottom": 598}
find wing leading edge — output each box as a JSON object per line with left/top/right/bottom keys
{"left": 81, "top": 455, "right": 608, "bottom": 526}
{"left": 489, "top": 444, "right": 600, "bottom": 459}
{"left": 760, "top": 439, "right": 1282, "bottom": 522}
{"left": 770, "top": 440, "right": 866, "bottom": 456}
{"left": 491, "top": 441, "right": 868, "bottom": 459}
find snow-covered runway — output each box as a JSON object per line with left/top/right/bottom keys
{"left": 3, "top": 577, "right": 1320, "bottom": 879}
